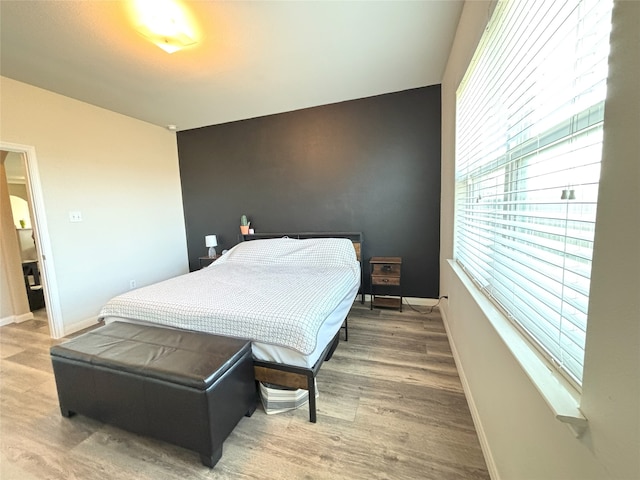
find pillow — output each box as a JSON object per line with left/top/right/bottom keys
{"left": 216, "top": 237, "right": 358, "bottom": 268}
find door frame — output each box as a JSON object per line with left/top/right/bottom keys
{"left": 1, "top": 141, "right": 64, "bottom": 338}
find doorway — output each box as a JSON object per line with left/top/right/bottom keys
{"left": 0, "top": 142, "right": 63, "bottom": 338}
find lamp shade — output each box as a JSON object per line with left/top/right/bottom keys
{"left": 205, "top": 235, "right": 218, "bottom": 247}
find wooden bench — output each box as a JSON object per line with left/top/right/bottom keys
{"left": 50, "top": 322, "right": 257, "bottom": 467}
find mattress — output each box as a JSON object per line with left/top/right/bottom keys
{"left": 99, "top": 237, "right": 360, "bottom": 368}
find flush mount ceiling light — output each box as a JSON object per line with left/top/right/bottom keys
{"left": 131, "top": 0, "right": 197, "bottom": 54}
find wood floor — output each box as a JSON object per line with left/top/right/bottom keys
{"left": 0, "top": 303, "right": 489, "bottom": 480}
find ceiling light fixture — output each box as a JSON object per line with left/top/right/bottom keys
{"left": 131, "top": 0, "right": 197, "bottom": 54}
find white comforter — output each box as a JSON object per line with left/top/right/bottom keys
{"left": 98, "top": 238, "right": 360, "bottom": 355}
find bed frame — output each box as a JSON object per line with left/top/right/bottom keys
{"left": 241, "top": 231, "right": 363, "bottom": 422}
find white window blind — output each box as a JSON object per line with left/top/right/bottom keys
{"left": 454, "top": 0, "right": 613, "bottom": 386}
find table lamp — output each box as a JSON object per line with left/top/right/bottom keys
{"left": 205, "top": 235, "right": 218, "bottom": 257}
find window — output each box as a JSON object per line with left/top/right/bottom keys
{"left": 454, "top": 0, "right": 613, "bottom": 386}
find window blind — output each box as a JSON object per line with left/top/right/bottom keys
{"left": 454, "top": 0, "right": 613, "bottom": 386}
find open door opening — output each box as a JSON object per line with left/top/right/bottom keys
{"left": 0, "top": 143, "right": 63, "bottom": 338}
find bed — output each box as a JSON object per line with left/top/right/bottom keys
{"left": 99, "top": 232, "right": 363, "bottom": 422}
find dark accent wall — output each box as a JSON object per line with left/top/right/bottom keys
{"left": 177, "top": 86, "right": 441, "bottom": 298}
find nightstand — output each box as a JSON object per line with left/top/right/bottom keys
{"left": 370, "top": 257, "right": 402, "bottom": 312}
{"left": 198, "top": 256, "right": 220, "bottom": 269}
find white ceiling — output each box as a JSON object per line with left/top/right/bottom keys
{"left": 0, "top": 0, "right": 463, "bottom": 131}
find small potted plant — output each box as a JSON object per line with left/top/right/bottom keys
{"left": 240, "top": 215, "right": 251, "bottom": 235}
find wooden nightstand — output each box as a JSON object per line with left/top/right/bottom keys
{"left": 370, "top": 257, "right": 402, "bottom": 312}
{"left": 198, "top": 256, "right": 220, "bottom": 269}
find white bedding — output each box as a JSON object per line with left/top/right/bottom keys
{"left": 99, "top": 238, "right": 360, "bottom": 368}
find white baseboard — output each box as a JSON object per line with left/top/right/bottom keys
{"left": 404, "top": 296, "right": 441, "bottom": 307}
{"left": 0, "top": 312, "right": 34, "bottom": 326}
{"left": 15, "top": 312, "right": 34, "bottom": 323}
{"left": 63, "top": 315, "right": 102, "bottom": 337}
{"left": 440, "top": 306, "right": 500, "bottom": 480}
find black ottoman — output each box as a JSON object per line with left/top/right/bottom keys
{"left": 50, "top": 322, "right": 257, "bottom": 468}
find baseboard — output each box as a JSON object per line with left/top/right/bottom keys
{"left": 440, "top": 306, "right": 500, "bottom": 480}
{"left": 63, "top": 315, "right": 102, "bottom": 337}
{"left": 0, "top": 312, "right": 34, "bottom": 326}
{"left": 15, "top": 312, "right": 34, "bottom": 323}
{"left": 405, "top": 296, "right": 441, "bottom": 307}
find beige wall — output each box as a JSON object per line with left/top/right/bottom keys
{"left": 0, "top": 77, "right": 188, "bottom": 334}
{"left": 440, "top": 1, "right": 639, "bottom": 479}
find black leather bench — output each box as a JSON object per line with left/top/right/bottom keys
{"left": 50, "top": 322, "right": 257, "bottom": 468}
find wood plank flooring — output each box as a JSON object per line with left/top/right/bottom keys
{"left": 0, "top": 304, "right": 489, "bottom": 479}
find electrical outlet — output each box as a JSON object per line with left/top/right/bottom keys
{"left": 129, "top": 280, "right": 136, "bottom": 289}
{"left": 69, "top": 211, "right": 82, "bottom": 222}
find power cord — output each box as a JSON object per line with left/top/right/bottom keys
{"left": 403, "top": 295, "right": 448, "bottom": 314}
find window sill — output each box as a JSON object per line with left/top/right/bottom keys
{"left": 448, "top": 260, "right": 588, "bottom": 437}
